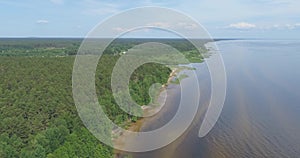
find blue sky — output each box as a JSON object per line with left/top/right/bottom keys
{"left": 1, "top": 0, "right": 300, "bottom": 39}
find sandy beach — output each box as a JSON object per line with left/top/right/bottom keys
{"left": 113, "top": 67, "right": 179, "bottom": 157}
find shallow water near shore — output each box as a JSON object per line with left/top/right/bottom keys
{"left": 117, "top": 40, "right": 300, "bottom": 158}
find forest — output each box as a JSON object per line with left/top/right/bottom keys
{"left": 0, "top": 38, "right": 206, "bottom": 157}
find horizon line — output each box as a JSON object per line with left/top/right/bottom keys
{"left": 0, "top": 37, "right": 299, "bottom": 41}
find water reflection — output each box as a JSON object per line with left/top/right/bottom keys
{"left": 119, "top": 40, "right": 300, "bottom": 158}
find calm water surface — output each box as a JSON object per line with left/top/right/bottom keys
{"left": 120, "top": 40, "right": 300, "bottom": 158}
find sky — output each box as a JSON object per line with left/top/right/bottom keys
{"left": 1, "top": 0, "right": 300, "bottom": 39}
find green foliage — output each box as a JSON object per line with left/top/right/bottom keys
{"left": 0, "top": 134, "right": 23, "bottom": 158}
{"left": 129, "top": 63, "right": 171, "bottom": 105}
{"left": 0, "top": 38, "right": 205, "bottom": 157}
{"left": 49, "top": 127, "right": 112, "bottom": 158}
{"left": 0, "top": 38, "right": 208, "bottom": 63}
{"left": 0, "top": 38, "right": 81, "bottom": 56}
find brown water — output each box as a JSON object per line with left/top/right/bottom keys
{"left": 118, "top": 40, "right": 300, "bottom": 158}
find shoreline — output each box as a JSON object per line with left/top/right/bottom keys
{"left": 112, "top": 67, "right": 178, "bottom": 157}
{"left": 112, "top": 64, "right": 206, "bottom": 157}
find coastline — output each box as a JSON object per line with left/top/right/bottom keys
{"left": 112, "top": 67, "right": 178, "bottom": 157}
{"left": 112, "top": 44, "right": 210, "bottom": 157}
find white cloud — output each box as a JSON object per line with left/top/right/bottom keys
{"left": 292, "top": 23, "right": 300, "bottom": 29}
{"left": 272, "top": 24, "right": 280, "bottom": 28}
{"left": 228, "top": 22, "right": 256, "bottom": 29}
{"left": 146, "top": 22, "right": 170, "bottom": 28}
{"left": 285, "top": 23, "right": 300, "bottom": 30}
{"left": 176, "top": 22, "right": 198, "bottom": 30}
{"left": 50, "top": 0, "right": 64, "bottom": 5}
{"left": 285, "top": 24, "right": 294, "bottom": 30}
{"left": 36, "top": 20, "right": 49, "bottom": 24}
{"left": 268, "top": 23, "right": 300, "bottom": 30}
{"left": 145, "top": 22, "right": 199, "bottom": 30}
{"left": 112, "top": 27, "right": 130, "bottom": 32}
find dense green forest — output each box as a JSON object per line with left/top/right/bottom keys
{"left": 0, "top": 38, "right": 207, "bottom": 61}
{"left": 0, "top": 38, "right": 206, "bottom": 157}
